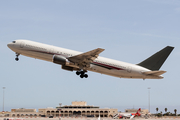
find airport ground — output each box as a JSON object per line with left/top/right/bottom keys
{"left": 0, "top": 102, "right": 179, "bottom": 120}
{"left": 1, "top": 117, "right": 180, "bottom": 120}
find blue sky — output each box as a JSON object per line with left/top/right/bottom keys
{"left": 1, "top": 0, "right": 180, "bottom": 113}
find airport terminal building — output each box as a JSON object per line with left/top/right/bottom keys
{"left": 39, "top": 101, "right": 117, "bottom": 117}
{"left": 8, "top": 101, "right": 118, "bottom": 118}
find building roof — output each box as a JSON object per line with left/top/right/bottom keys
{"left": 56, "top": 105, "right": 99, "bottom": 109}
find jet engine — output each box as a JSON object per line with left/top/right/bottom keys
{"left": 53, "top": 55, "right": 67, "bottom": 65}
{"left": 53, "top": 55, "right": 79, "bottom": 71}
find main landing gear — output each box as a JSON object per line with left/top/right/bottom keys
{"left": 15, "top": 53, "right": 20, "bottom": 61}
{"left": 76, "top": 71, "right": 88, "bottom": 78}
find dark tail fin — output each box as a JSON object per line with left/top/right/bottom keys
{"left": 138, "top": 46, "right": 174, "bottom": 70}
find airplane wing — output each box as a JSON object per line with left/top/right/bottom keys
{"left": 142, "top": 70, "right": 166, "bottom": 76}
{"left": 68, "top": 48, "right": 105, "bottom": 69}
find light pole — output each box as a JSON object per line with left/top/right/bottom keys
{"left": 59, "top": 103, "right": 62, "bottom": 117}
{"left": 148, "top": 87, "right": 151, "bottom": 113}
{"left": 3, "top": 87, "right": 5, "bottom": 112}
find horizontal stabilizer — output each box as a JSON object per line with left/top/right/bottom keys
{"left": 142, "top": 70, "right": 166, "bottom": 76}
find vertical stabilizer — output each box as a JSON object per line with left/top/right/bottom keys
{"left": 138, "top": 46, "right": 174, "bottom": 70}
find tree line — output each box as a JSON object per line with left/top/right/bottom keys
{"left": 155, "top": 108, "right": 179, "bottom": 117}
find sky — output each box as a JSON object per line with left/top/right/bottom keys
{"left": 0, "top": 0, "right": 180, "bottom": 114}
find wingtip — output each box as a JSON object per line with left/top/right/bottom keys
{"left": 98, "top": 48, "right": 105, "bottom": 51}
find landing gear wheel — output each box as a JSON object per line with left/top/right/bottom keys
{"left": 84, "top": 74, "right": 88, "bottom": 78}
{"left": 76, "top": 71, "right": 80, "bottom": 75}
{"left": 15, "top": 58, "right": 19, "bottom": 61}
{"left": 80, "top": 74, "right": 84, "bottom": 78}
{"left": 80, "top": 71, "right": 85, "bottom": 75}
{"left": 76, "top": 70, "right": 88, "bottom": 78}
{"left": 15, "top": 53, "right": 20, "bottom": 61}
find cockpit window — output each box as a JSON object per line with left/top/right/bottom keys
{"left": 12, "top": 41, "right": 16, "bottom": 43}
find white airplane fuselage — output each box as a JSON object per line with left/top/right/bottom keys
{"left": 7, "top": 40, "right": 164, "bottom": 79}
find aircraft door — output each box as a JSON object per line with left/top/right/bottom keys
{"left": 127, "top": 66, "right": 132, "bottom": 73}
{"left": 20, "top": 42, "right": 25, "bottom": 48}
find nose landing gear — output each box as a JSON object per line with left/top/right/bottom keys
{"left": 76, "top": 71, "right": 88, "bottom": 78}
{"left": 15, "top": 53, "right": 20, "bottom": 61}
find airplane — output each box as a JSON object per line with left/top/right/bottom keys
{"left": 7, "top": 39, "right": 174, "bottom": 79}
{"left": 98, "top": 113, "right": 100, "bottom": 120}
{"left": 118, "top": 108, "right": 141, "bottom": 119}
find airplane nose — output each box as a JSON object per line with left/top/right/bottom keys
{"left": 7, "top": 43, "right": 13, "bottom": 48}
{"left": 7, "top": 43, "right": 11, "bottom": 48}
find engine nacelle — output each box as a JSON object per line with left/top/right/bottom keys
{"left": 53, "top": 55, "right": 80, "bottom": 71}
{"left": 53, "top": 55, "right": 67, "bottom": 65}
